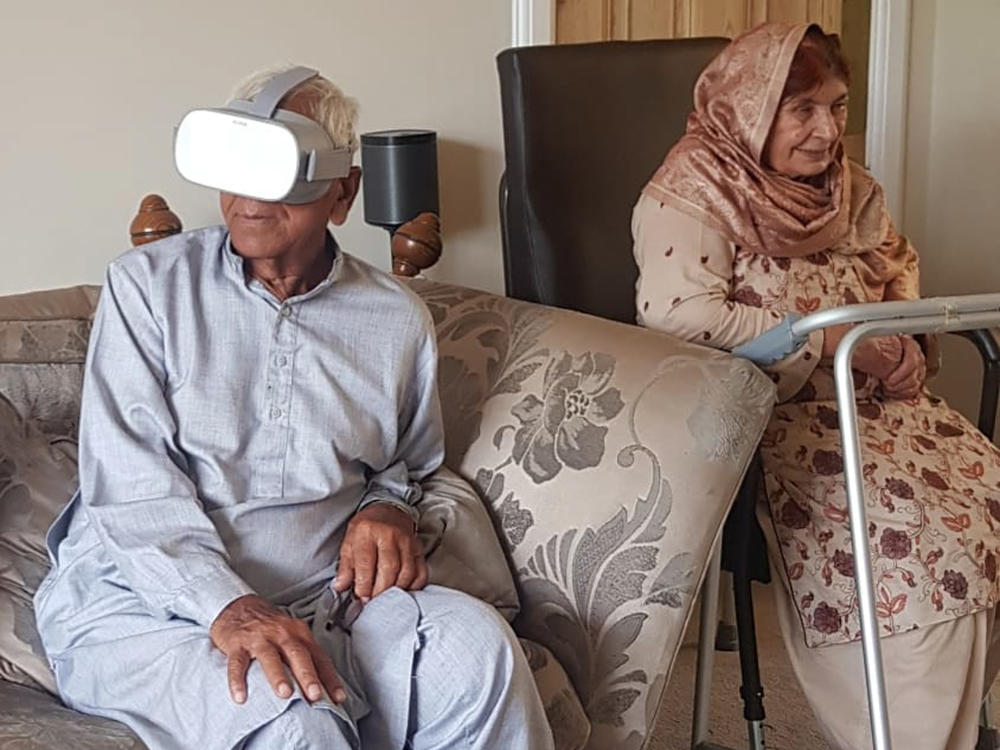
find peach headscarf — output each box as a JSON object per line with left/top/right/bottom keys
{"left": 643, "top": 23, "right": 914, "bottom": 295}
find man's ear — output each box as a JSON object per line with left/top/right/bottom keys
{"left": 328, "top": 166, "right": 362, "bottom": 226}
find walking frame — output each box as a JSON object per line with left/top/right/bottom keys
{"left": 706, "top": 293, "right": 1000, "bottom": 750}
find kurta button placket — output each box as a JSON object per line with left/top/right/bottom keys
{"left": 252, "top": 302, "right": 297, "bottom": 497}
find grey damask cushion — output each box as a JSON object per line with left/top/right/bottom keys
{"left": 0, "top": 394, "right": 77, "bottom": 694}
{"left": 411, "top": 279, "right": 776, "bottom": 750}
{"left": 0, "top": 285, "right": 99, "bottom": 439}
{"left": 0, "top": 287, "right": 97, "bottom": 697}
{"left": 418, "top": 466, "right": 520, "bottom": 621}
{"left": 0, "top": 681, "right": 142, "bottom": 749}
{"left": 521, "top": 639, "right": 591, "bottom": 750}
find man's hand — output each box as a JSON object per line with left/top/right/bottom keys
{"left": 334, "top": 503, "right": 427, "bottom": 601}
{"left": 881, "top": 336, "right": 926, "bottom": 400}
{"left": 210, "top": 594, "right": 345, "bottom": 706}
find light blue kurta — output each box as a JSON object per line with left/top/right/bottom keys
{"left": 32, "top": 228, "right": 552, "bottom": 749}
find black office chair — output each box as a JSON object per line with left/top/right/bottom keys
{"left": 496, "top": 38, "right": 1000, "bottom": 750}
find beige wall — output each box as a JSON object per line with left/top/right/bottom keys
{"left": 904, "top": 0, "right": 1000, "bottom": 425}
{"left": 0, "top": 1, "right": 510, "bottom": 296}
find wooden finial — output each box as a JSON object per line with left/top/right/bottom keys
{"left": 391, "top": 212, "right": 442, "bottom": 276}
{"left": 130, "top": 194, "right": 182, "bottom": 246}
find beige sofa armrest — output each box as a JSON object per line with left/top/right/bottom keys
{"left": 409, "top": 279, "right": 776, "bottom": 750}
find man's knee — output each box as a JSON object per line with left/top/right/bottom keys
{"left": 415, "top": 587, "right": 521, "bottom": 688}
{"left": 241, "top": 700, "right": 351, "bottom": 750}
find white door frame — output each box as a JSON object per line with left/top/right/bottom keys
{"left": 866, "top": 0, "right": 911, "bottom": 224}
{"left": 510, "top": 0, "right": 911, "bottom": 220}
{"left": 511, "top": 0, "right": 554, "bottom": 46}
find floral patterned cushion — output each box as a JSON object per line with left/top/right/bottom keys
{"left": 410, "top": 279, "right": 775, "bottom": 750}
{"left": 0, "top": 393, "right": 76, "bottom": 694}
{"left": 0, "top": 285, "right": 98, "bottom": 439}
{"left": 0, "top": 286, "right": 97, "bottom": 695}
{"left": 0, "top": 681, "right": 143, "bottom": 750}
{"left": 521, "top": 639, "right": 591, "bottom": 750}
{"left": 418, "top": 466, "right": 520, "bottom": 621}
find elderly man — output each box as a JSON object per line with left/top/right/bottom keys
{"left": 34, "top": 67, "right": 553, "bottom": 750}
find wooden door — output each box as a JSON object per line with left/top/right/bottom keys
{"left": 555, "top": 0, "right": 869, "bottom": 163}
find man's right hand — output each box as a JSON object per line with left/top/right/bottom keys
{"left": 210, "top": 594, "right": 346, "bottom": 706}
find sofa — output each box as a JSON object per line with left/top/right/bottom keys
{"left": 0, "top": 277, "right": 775, "bottom": 750}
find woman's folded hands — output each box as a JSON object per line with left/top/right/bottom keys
{"left": 880, "top": 336, "right": 927, "bottom": 400}
{"left": 820, "top": 327, "right": 925, "bottom": 398}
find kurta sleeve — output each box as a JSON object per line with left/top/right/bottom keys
{"left": 882, "top": 227, "right": 920, "bottom": 302}
{"left": 879, "top": 227, "right": 941, "bottom": 374}
{"left": 357, "top": 317, "right": 445, "bottom": 522}
{"left": 632, "top": 194, "right": 823, "bottom": 401}
{"left": 78, "top": 262, "right": 254, "bottom": 628}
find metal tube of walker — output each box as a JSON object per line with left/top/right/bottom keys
{"left": 833, "top": 324, "right": 892, "bottom": 750}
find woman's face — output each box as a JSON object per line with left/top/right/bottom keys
{"left": 763, "top": 75, "right": 849, "bottom": 179}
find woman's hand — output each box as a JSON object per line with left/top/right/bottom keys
{"left": 824, "top": 325, "right": 903, "bottom": 380}
{"left": 852, "top": 336, "right": 904, "bottom": 380}
{"left": 881, "top": 336, "right": 926, "bottom": 399}
{"left": 820, "top": 323, "right": 853, "bottom": 358}
{"left": 333, "top": 502, "right": 428, "bottom": 602}
{"left": 210, "top": 594, "right": 346, "bottom": 705}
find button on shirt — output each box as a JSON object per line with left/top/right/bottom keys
{"left": 39, "top": 227, "right": 444, "bottom": 636}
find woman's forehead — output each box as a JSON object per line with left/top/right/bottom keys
{"left": 784, "top": 76, "right": 849, "bottom": 105}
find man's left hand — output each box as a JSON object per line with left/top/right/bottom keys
{"left": 334, "top": 503, "right": 427, "bottom": 601}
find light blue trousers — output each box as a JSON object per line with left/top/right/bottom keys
{"left": 240, "top": 585, "right": 554, "bottom": 750}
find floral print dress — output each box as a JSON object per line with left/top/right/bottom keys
{"left": 634, "top": 194, "right": 1000, "bottom": 647}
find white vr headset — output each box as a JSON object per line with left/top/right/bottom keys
{"left": 174, "top": 66, "right": 352, "bottom": 204}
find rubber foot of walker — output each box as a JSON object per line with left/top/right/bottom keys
{"left": 715, "top": 622, "right": 739, "bottom": 652}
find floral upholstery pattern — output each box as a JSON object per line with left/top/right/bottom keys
{"left": 410, "top": 279, "right": 774, "bottom": 749}
{"left": 0, "top": 280, "right": 776, "bottom": 750}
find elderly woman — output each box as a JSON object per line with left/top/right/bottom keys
{"left": 633, "top": 23, "right": 1000, "bottom": 750}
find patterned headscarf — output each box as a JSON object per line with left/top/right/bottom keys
{"left": 643, "top": 22, "right": 913, "bottom": 292}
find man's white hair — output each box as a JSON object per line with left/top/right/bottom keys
{"left": 231, "top": 65, "right": 359, "bottom": 154}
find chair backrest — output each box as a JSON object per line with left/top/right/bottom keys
{"left": 497, "top": 38, "right": 728, "bottom": 324}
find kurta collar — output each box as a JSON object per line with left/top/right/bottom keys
{"left": 221, "top": 230, "right": 344, "bottom": 302}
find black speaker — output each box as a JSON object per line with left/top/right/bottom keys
{"left": 360, "top": 129, "right": 439, "bottom": 232}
